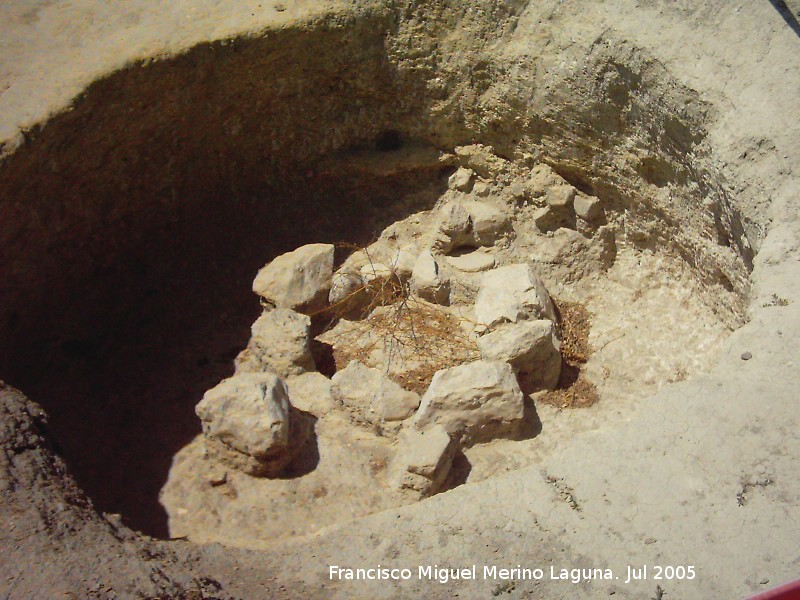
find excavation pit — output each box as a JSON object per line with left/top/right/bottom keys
{"left": 0, "top": 12, "right": 758, "bottom": 546}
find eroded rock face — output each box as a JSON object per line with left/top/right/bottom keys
{"left": 527, "top": 163, "right": 563, "bottom": 196}
{"left": 195, "top": 373, "right": 293, "bottom": 476}
{"left": 252, "top": 243, "right": 334, "bottom": 312}
{"left": 234, "top": 308, "right": 314, "bottom": 378}
{"left": 414, "top": 360, "right": 525, "bottom": 446}
{"left": 474, "top": 264, "right": 557, "bottom": 328}
{"left": 477, "top": 320, "right": 561, "bottom": 392}
{"left": 391, "top": 425, "right": 457, "bottom": 496}
{"left": 0, "top": 0, "right": 776, "bottom": 593}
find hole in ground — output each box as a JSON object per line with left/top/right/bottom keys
{"left": 0, "top": 11, "right": 755, "bottom": 543}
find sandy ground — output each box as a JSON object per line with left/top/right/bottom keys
{"left": 1, "top": 1, "right": 799, "bottom": 599}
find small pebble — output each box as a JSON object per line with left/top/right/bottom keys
{"left": 760, "top": 578, "right": 770, "bottom": 585}
{"left": 741, "top": 351, "right": 753, "bottom": 361}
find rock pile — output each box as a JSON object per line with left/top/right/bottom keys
{"left": 192, "top": 145, "right": 613, "bottom": 497}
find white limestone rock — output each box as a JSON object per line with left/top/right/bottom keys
{"left": 460, "top": 200, "right": 511, "bottom": 247}
{"left": 329, "top": 270, "right": 365, "bottom": 307}
{"left": 477, "top": 320, "right": 561, "bottom": 392}
{"left": 388, "top": 245, "right": 418, "bottom": 279}
{"left": 392, "top": 425, "right": 457, "bottom": 496}
{"left": 472, "top": 180, "right": 493, "bottom": 198}
{"left": 434, "top": 200, "right": 511, "bottom": 252}
{"left": 286, "top": 371, "right": 337, "bottom": 416}
{"left": 527, "top": 163, "right": 563, "bottom": 197}
{"left": 234, "top": 308, "right": 314, "bottom": 378}
{"left": 448, "top": 166, "right": 475, "bottom": 192}
{"left": 454, "top": 144, "right": 510, "bottom": 179}
{"left": 195, "top": 373, "right": 293, "bottom": 476}
{"left": 414, "top": 360, "right": 525, "bottom": 445}
{"left": 546, "top": 184, "right": 577, "bottom": 209}
{"left": 331, "top": 360, "right": 420, "bottom": 425}
{"left": 445, "top": 248, "right": 496, "bottom": 272}
{"left": 530, "top": 226, "right": 617, "bottom": 281}
{"left": 411, "top": 250, "right": 450, "bottom": 305}
{"left": 252, "top": 243, "right": 334, "bottom": 312}
{"left": 574, "top": 194, "right": 604, "bottom": 222}
{"left": 328, "top": 244, "right": 415, "bottom": 317}
{"left": 533, "top": 206, "right": 554, "bottom": 231}
{"left": 360, "top": 261, "right": 394, "bottom": 284}
{"left": 473, "top": 263, "right": 557, "bottom": 329}
{"left": 436, "top": 202, "right": 474, "bottom": 251}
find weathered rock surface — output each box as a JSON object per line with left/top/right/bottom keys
{"left": 530, "top": 226, "right": 617, "bottom": 282}
{"left": 195, "top": 373, "right": 293, "bottom": 476}
{"left": 532, "top": 206, "right": 555, "bottom": 231}
{"left": 328, "top": 243, "right": 416, "bottom": 317}
{"left": 448, "top": 166, "right": 475, "bottom": 192}
{"left": 235, "top": 308, "right": 314, "bottom": 377}
{"left": 477, "top": 320, "right": 561, "bottom": 392}
{"left": 574, "top": 194, "right": 604, "bottom": 222}
{"left": 473, "top": 264, "right": 557, "bottom": 328}
{"left": 331, "top": 360, "right": 420, "bottom": 425}
{"left": 286, "top": 371, "right": 337, "bottom": 416}
{"left": 454, "top": 144, "right": 510, "bottom": 179}
{"left": 435, "top": 201, "right": 474, "bottom": 251}
{"left": 527, "top": 163, "right": 564, "bottom": 196}
{"left": 360, "top": 261, "right": 394, "bottom": 284}
{"left": 472, "top": 180, "right": 493, "bottom": 198}
{"left": 414, "top": 360, "right": 525, "bottom": 445}
{"left": 434, "top": 200, "right": 511, "bottom": 253}
{"left": 546, "top": 184, "right": 576, "bottom": 209}
{"left": 445, "top": 248, "right": 496, "bottom": 272}
{"left": 391, "top": 425, "right": 457, "bottom": 496}
{"left": 388, "top": 245, "right": 418, "bottom": 278}
{"left": 252, "top": 243, "right": 334, "bottom": 312}
{"left": 329, "top": 270, "right": 366, "bottom": 310}
{"left": 461, "top": 200, "right": 511, "bottom": 247}
{"left": 411, "top": 250, "right": 450, "bottom": 304}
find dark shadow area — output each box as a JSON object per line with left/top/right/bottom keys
{"left": 0, "top": 16, "right": 441, "bottom": 538}
{"left": 518, "top": 395, "right": 544, "bottom": 440}
{"left": 767, "top": 0, "right": 800, "bottom": 37}
{"left": 440, "top": 448, "right": 473, "bottom": 493}
{"left": 557, "top": 362, "right": 581, "bottom": 389}
{"left": 281, "top": 409, "right": 320, "bottom": 479}
{"left": 310, "top": 340, "right": 338, "bottom": 379}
